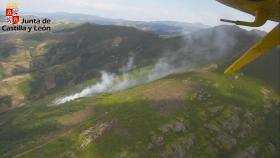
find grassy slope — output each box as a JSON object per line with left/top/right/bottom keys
{"left": 0, "top": 35, "right": 50, "bottom": 111}
{"left": 0, "top": 68, "right": 279, "bottom": 158}
{"left": 0, "top": 24, "right": 75, "bottom": 111}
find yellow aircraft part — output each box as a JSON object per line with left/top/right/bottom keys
{"left": 224, "top": 24, "right": 280, "bottom": 74}
{"left": 216, "top": 0, "right": 280, "bottom": 22}
{"left": 240, "top": 8, "right": 268, "bottom": 27}
{"left": 221, "top": 8, "right": 269, "bottom": 27}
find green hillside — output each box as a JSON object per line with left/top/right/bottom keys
{"left": 0, "top": 67, "right": 279, "bottom": 158}
{"left": 0, "top": 23, "right": 279, "bottom": 158}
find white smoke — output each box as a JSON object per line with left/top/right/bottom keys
{"left": 53, "top": 72, "right": 115, "bottom": 105}
{"left": 119, "top": 57, "right": 136, "bottom": 73}
{"left": 52, "top": 57, "right": 184, "bottom": 105}
{"left": 52, "top": 25, "right": 240, "bottom": 106}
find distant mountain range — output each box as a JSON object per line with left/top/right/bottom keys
{"left": 41, "top": 12, "right": 209, "bottom": 35}
{"left": 0, "top": 12, "right": 209, "bottom": 35}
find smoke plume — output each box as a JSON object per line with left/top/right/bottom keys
{"left": 52, "top": 57, "right": 186, "bottom": 105}
{"left": 52, "top": 25, "right": 241, "bottom": 105}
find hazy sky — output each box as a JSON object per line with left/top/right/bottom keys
{"left": 0, "top": 0, "right": 278, "bottom": 31}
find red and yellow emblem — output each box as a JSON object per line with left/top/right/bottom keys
{"left": 6, "top": 3, "right": 20, "bottom": 24}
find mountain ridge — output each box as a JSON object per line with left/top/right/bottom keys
{"left": 0, "top": 12, "right": 209, "bottom": 35}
